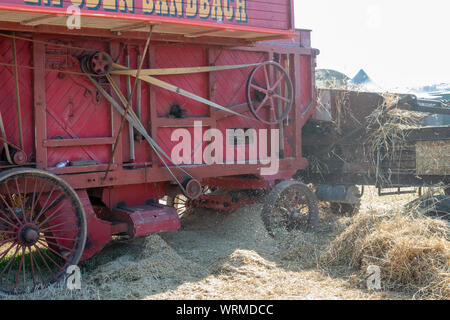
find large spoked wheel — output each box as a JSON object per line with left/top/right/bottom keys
{"left": 0, "top": 168, "right": 86, "bottom": 294}
{"left": 262, "top": 181, "right": 319, "bottom": 238}
{"left": 246, "top": 61, "right": 294, "bottom": 125}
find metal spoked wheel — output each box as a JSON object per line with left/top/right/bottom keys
{"left": 171, "top": 194, "right": 191, "bottom": 217}
{"left": 0, "top": 168, "right": 86, "bottom": 294}
{"left": 262, "top": 181, "right": 319, "bottom": 238}
{"left": 167, "top": 186, "right": 213, "bottom": 217}
{"left": 246, "top": 61, "right": 294, "bottom": 125}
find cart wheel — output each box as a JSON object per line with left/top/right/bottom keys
{"left": 167, "top": 194, "right": 191, "bottom": 217}
{"left": 246, "top": 61, "right": 294, "bottom": 125}
{"left": 0, "top": 168, "right": 86, "bottom": 294}
{"left": 166, "top": 186, "right": 213, "bottom": 217}
{"left": 262, "top": 181, "right": 318, "bottom": 237}
{"left": 330, "top": 202, "right": 360, "bottom": 216}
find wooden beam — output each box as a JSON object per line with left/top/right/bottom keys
{"left": 33, "top": 37, "right": 47, "bottom": 169}
{"left": 21, "top": 14, "right": 59, "bottom": 26}
{"left": 43, "top": 137, "right": 116, "bottom": 148}
{"left": 110, "top": 22, "right": 151, "bottom": 33}
{"left": 184, "top": 29, "right": 224, "bottom": 38}
{"left": 110, "top": 63, "right": 259, "bottom": 76}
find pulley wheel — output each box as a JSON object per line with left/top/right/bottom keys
{"left": 246, "top": 61, "right": 294, "bottom": 125}
{"left": 182, "top": 179, "right": 202, "bottom": 200}
{"left": 86, "top": 51, "right": 112, "bottom": 76}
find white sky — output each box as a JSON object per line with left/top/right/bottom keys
{"left": 294, "top": 0, "right": 450, "bottom": 89}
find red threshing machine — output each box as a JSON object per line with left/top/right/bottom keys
{"left": 0, "top": 0, "right": 320, "bottom": 293}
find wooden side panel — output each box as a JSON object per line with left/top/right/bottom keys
{"left": 0, "top": 37, "right": 34, "bottom": 162}
{"left": 0, "top": 0, "right": 293, "bottom": 32}
{"left": 154, "top": 46, "right": 208, "bottom": 117}
{"left": 44, "top": 40, "right": 112, "bottom": 168}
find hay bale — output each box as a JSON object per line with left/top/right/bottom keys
{"left": 321, "top": 211, "right": 449, "bottom": 299}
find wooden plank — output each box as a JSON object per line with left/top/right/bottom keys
{"left": 157, "top": 118, "right": 214, "bottom": 128}
{"left": 20, "top": 14, "right": 58, "bottom": 26}
{"left": 149, "top": 46, "right": 159, "bottom": 169}
{"left": 293, "top": 54, "right": 302, "bottom": 159}
{"left": 208, "top": 48, "right": 217, "bottom": 126}
{"left": 184, "top": 29, "right": 226, "bottom": 38}
{"left": 110, "top": 63, "right": 259, "bottom": 76}
{"left": 48, "top": 164, "right": 118, "bottom": 175}
{"left": 110, "top": 21, "right": 150, "bottom": 32}
{"left": 110, "top": 21, "right": 161, "bottom": 33}
{"left": 33, "top": 37, "right": 47, "bottom": 169}
{"left": 43, "top": 137, "right": 115, "bottom": 148}
{"left": 109, "top": 41, "right": 123, "bottom": 167}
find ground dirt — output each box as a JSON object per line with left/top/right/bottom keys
{"left": 2, "top": 187, "right": 447, "bottom": 300}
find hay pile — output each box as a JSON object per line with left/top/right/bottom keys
{"left": 84, "top": 235, "right": 208, "bottom": 299}
{"left": 3, "top": 189, "right": 448, "bottom": 300}
{"left": 307, "top": 91, "right": 427, "bottom": 182}
{"left": 416, "top": 140, "right": 450, "bottom": 175}
{"left": 321, "top": 210, "right": 449, "bottom": 299}
{"left": 5, "top": 234, "right": 208, "bottom": 300}
{"left": 364, "top": 94, "right": 426, "bottom": 184}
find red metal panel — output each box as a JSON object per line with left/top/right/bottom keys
{"left": 112, "top": 204, "right": 180, "bottom": 238}
{"left": 39, "top": 189, "right": 111, "bottom": 262}
{"left": 77, "top": 190, "right": 111, "bottom": 261}
{"left": 101, "top": 183, "right": 167, "bottom": 208}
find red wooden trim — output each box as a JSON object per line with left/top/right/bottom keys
{"left": 60, "top": 158, "right": 308, "bottom": 189}
{"left": 0, "top": 21, "right": 253, "bottom": 47}
{"left": 293, "top": 53, "right": 302, "bottom": 159}
{"left": 157, "top": 118, "right": 215, "bottom": 128}
{"left": 289, "top": 0, "right": 295, "bottom": 31}
{"left": 232, "top": 45, "right": 316, "bottom": 55}
{"left": 208, "top": 48, "right": 217, "bottom": 127}
{"left": 149, "top": 46, "right": 158, "bottom": 169}
{"left": 109, "top": 41, "right": 124, "bottom": 167}
{"left": 43, "top": 137, "right": 115, "bottom": 147}
{"left": 215, "top": 103, "right": 249, "bottom": 120}
{"left": 202, "top": 177, "right": 271, "bottom": 189}
{"left": 49, "top": 164, "right": 118, "bottom": 175}
{"left": 33, "top": 36, "right": 47, "bottom": 169}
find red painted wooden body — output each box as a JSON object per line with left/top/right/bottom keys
{"left": 0, "top": 1, "right": 318, "bottom": 260}
{"left": 0, "top": 0, "right": 296, "bottom": 42}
